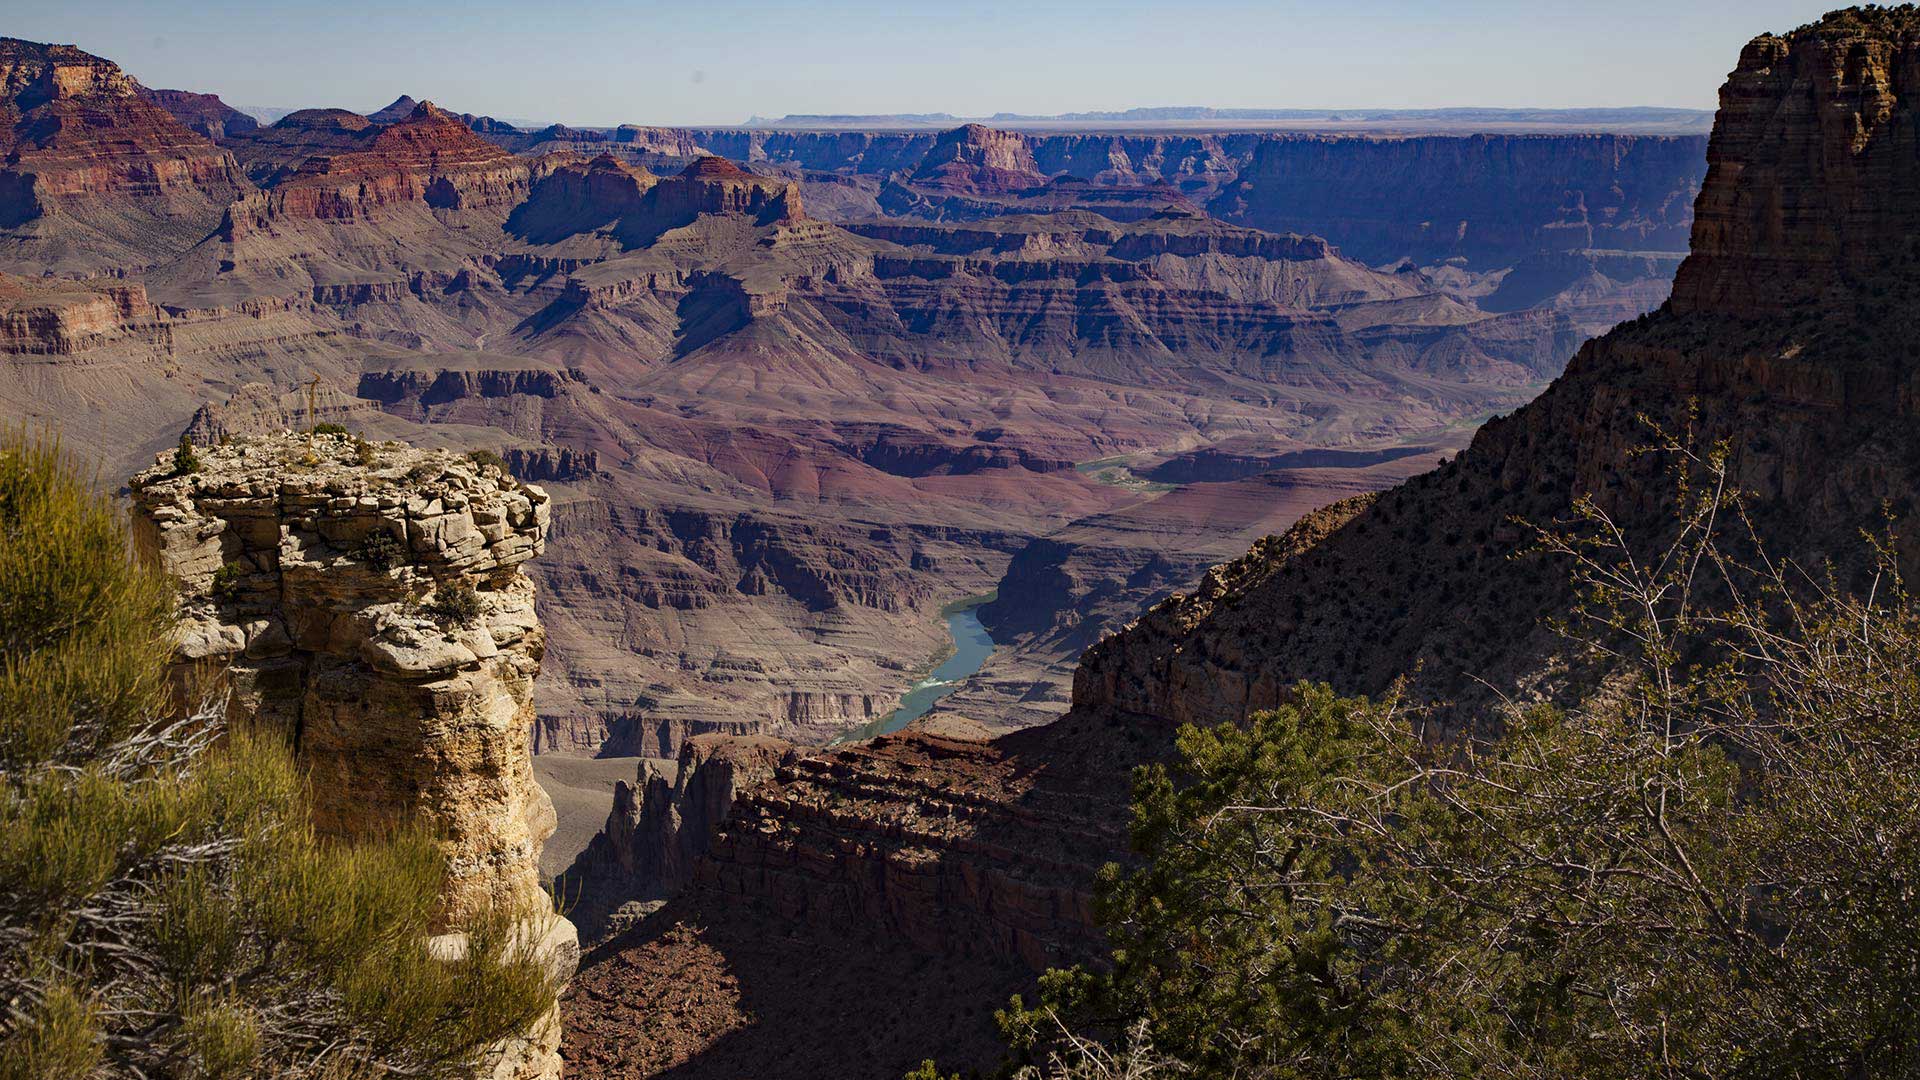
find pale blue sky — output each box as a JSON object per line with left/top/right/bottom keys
{"left": 13, "top": 1, "right": 1839, "bottom": 126}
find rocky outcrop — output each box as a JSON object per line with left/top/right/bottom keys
{"left": 234, "top": 101, "right": 529, "bottom": 226}
{"left": 558, "top": 734, "right": 790, "bottom": 938}
{"left": 505, "top": 446, "right": 600, "bottom": 482}
{"left": 648, "top": 156, "right": 802, "bottom": 231}
{"left": 1670, "top": 9, "right": 1920, "bottom": 319}
{"left": 129, "top": 433, "right": 575, "bottom": 1078}
{"left": 139, "top": 86, "right": 259, "bottom": 139}
{"left": 910, "top": 123, "right": 1047, "bottom": 193}
{"left": 226, "top": 108, "right": 380, "bottom": 187}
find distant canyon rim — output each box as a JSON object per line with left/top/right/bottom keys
{"left": 0, "top": 37, "right": 1706, "bottom": 890}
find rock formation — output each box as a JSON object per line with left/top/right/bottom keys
{"left": 0, "top": 33, "right": 1715, "bottom": 934}
{"left": 139, "top": 86, "right": 259, "bottom": 139}
{"left": 240, "top": 100, "right": 529, "bottom": 224}
{"left": 369, "top": 94, "right": 422, "bottom": 124}
{"left": 129, "top": 433, "right": 576, "bottom": 1080}
{"left": 557, "top": 734, "right": 790, "bottom": 937}
{"left": 0, "top": 38, "right": 248, "bottom": 273}
{"left": 475, "top": 120, "right": 1705, "bottom": 271}
{"left": 558, "top": 10, "right": 1920, "bottom": 1078}
{"left": 910, "top": 123, "right": 1047, "bottom": 193}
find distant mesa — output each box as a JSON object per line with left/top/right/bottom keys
{"left": 138, "top": 86, "right": 259, "bottom": 139}
{"left": 744, "top": 105, "right": 1715, "bottom": 134}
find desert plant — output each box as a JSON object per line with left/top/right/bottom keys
{"left": 0, "top": 434, "right": 557, "bottom": 1078}
{"left": 354, "top": 435, "right": 379, "bottom": 468}
{"left": 467, "top": 448, "right": 505, "bottom": 472}
{"left": 1003, "top": 445, "right": 1920, "bottom": 1080}
{"left": 310, "top": 422, "right": 349, "bottom": 436}
{"left": 356, "top": 529, "right": 406, "bottom": 572}
{"left": 422, "top": 581, "right": 484, "bottom": 627}
{"left": 172, "top": 434, "right": 202, "bottom": 476}
{"left": 210, "top": 559, "right": 246, "bottom": 601}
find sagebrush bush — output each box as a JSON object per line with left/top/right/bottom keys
{"left": 0, "top": 434, "right": 557, "bottom": 1078}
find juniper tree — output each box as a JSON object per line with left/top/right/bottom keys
{"left": 0, "top": 435, "right": 559, "bottom": 1079}
{"left": 1003, "top": 446, "right": 1920, "bottom": 1079}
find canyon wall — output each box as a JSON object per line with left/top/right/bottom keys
{"left": 130, "top": 433, "right": 576, "bottom": 1080}
{"left": 482, "top": 122, "right": 1706, "bottom": 269}
{"left": 559, "top": 11, "right": 1920, "bottom": 1079}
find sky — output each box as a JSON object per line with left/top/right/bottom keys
{"left": 14, "top": 1, "right": 1842, "bottom": 127}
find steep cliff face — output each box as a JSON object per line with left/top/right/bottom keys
{"left": 474, "top": 120, "right": 1704, "bottom": 271}
{"left": 0, "top": 38, "right": 249, "bottom": 273}
{"left": 1209, "top": 133, "right": 1703, "bottom": 266}
{"left": 558, "top": 734, "right": 790, "bottom": 937}
{"left": 560, "top": 12, "right": 1920, "bottom": 1078}
{"left": 131, "top": 433, "right": 576, "bottom": 1079}
{"left": 1671, "top": 10, "right": 1920, "bottom": 318}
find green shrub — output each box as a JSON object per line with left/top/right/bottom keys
{"left": 422, "top": 581, "right": 484, "bottom": 627}
{"left": 357, "top": 529, "right": 406, "bottom": 571}
{"left": 172, "top": 435, "right": 202, "bottom": 476}
{"left": 210, "top": 560, "right": 246, "bottom": 601}
{"left": 354, "top": 435, "right": 380, "bottom": 468}
{"left": 467, "top": 448, "right": 506, "bottom": 472}
{"left": 1004, "top": 451, "right": 1920, "bottom": 1080}
{"left": 310, "top": 422, "right": 349, "bottom": 436}
{"left": 0, "top": 434, "right": 556, "bottom": 1079}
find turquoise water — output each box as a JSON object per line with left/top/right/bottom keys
{"left": 833, "top": 599, "right": 997, "bottom": 743}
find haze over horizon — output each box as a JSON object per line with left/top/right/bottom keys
{"left": 13, "top": 0, "right": 1838, "bottom": 127}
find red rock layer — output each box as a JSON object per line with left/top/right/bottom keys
{"left": 138, "top": 87, "right": 258, "bottom": 140}
{"left": 252, "top": 101, "right": 529, "bottom": 224}
{"left": 0, "top": 38, "right": 245, "bottom": 213}
{"left": 1671, "top": 10, "right": 1920, "bottom": 318}
{"left": 911, "top": 122, "right": 1047, "bottom": 193}
{"left": 0, "top": 272, "right": 156, "bottom": 354}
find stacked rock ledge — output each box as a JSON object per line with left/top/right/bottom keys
{"left": 129, "top": 431, "right": 576, "bottom": 1080}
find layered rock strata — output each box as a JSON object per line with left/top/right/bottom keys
{"left": 130, "top": 433, "right": 576, "bottom": 1080}
{"left": 560, "top": 11, "right": 1920, "bottom": 1078}
{"left": 0, "top": 38, "right": 248, "bottom": 272}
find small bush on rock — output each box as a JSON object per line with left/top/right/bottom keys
{"left": 422, "top": 581, "right": 484, "bottom": 627}
{"left": 210, "top": 560, "right": 245, "bottom": 601}
{"left": 172, "top": 435, "right": 202, "bottom": 476}
{"left": 357, "top": 529, "right": 406, "bottom": 572}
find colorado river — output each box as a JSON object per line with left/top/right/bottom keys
{"left": 834, "top": 594, "right": 997, "bottom": 743}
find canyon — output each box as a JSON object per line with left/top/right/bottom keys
{"left": 0, "top": 33, "right": 1720, "bottom": 1073}
{"left": 546, "top": 8, "right": 1920, "bottom": 1079}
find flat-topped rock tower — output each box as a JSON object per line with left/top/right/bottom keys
{"left": 130, "top": 431, "right": 575, "bottom": 1080}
